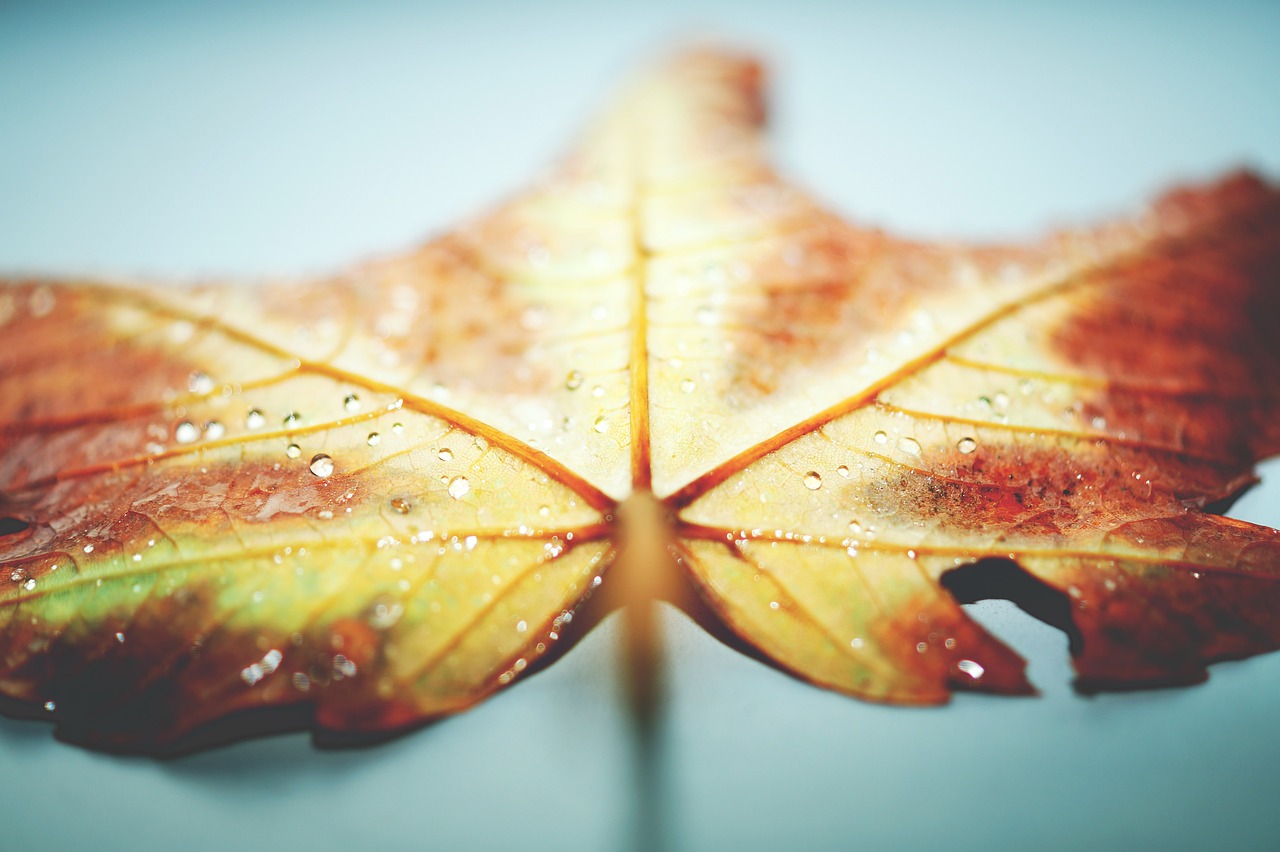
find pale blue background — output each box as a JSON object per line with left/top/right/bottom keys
{"left": 1, "top": 1, "right": 1279, "bottom": 850}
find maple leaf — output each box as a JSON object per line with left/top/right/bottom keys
{"left": 1, "top": 50, "right": 1278, "bottom": 752}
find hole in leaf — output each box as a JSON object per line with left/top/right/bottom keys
{"left": 0, "top": 517, "right": 31, "bottom": 538}
{"left": 941, "top": 557, "right": 1084, "bottom": 656}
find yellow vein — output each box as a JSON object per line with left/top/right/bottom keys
{"left": 668, "top": 207, "right": 1267, "bottom": 506}
{"left": 58, "top": 284, "right": 616, "bottom": 510}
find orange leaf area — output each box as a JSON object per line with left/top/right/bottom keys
{"left": 2, "top": 51, "right": 1278, "bottom": 751}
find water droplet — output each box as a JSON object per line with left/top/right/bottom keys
{"left": 43, "top": 701, "right": 56, "bottom": 712}
{"left": 22, "top": 578, "right": 35, "bottom": 592}
{"left": 957, "top": 659, "right": 985, "bottom": 679}
{"left": 516, "top": 620, "right": 528, "bottom": 633}
{"left": 565, "top": 370, "right": 584, "bottom": 391}
{"left": 344, "top": 393, "right": 361, "bottom": 412}
{"left": 115, "top": 632, "right": 125, "bottom": 643}
{"left": 391, "top": 498, "right": 411, "bottom": 514}
{"left": 29, "top": 286, "right": 56, "bottom": 317}
{"left": 916, "top": 642, "right": 929, "bottom": 653}
{"left": 332, "top": 654, "right": 358, "bottom": 679}
{"left": 447, "top": 476, "right": 470, "bottom": 499}
{"left": 680, "top": 378, "right": 696, "bottom": 393}
{"left": 309, "top": 454, "right": 334, "bottom": 477}
{"left": 593, "top": 415, "right": 610, "bottom": 434}
{"left": 369, "top": 602, "right": 404, "bottom": 629}
{"left": 769, "top": 601, "right": 780, "bottom": 610}
{"left": 957, "top": 437, "right": 977, "bottom": 454}
{"left": 526, "top": 244, "right": 551, "bottom": 267}
{"left": 245, "top": 409, "right": 266, "bottom": 429}
{"left": 438, "top": 448, "right": 453, "bottom": 462}
{"left": 285, "top": 443, "right": 302, "bottom": 459}
{"left": 392, "top": 422, "right": 404, "bottom": 434}
{"left": 187, "top": 371, "right": 214, "bottom": 394}
{"left": 897, "top": 437, "right": 922, "bottom": 456}
{"left": 367, "top": 432, "right": 381, "bottom": 446}
{"left": 204, "top": 421, "right": 225, "bottom": 441}
{"left": 873, "top": 430, "right": 888, "bottom": 445}
{"left": 836, "top": 465, "right": 850, "bottom": 477}
{"left": 283, "top": 412, "right": 299, "bottom": 427}
{"left": 850, "top": 637, "right": 864, "bottom": 650}
{"left": 291, "top": 672, "right": 311, "bottom": 692}
{"left": 803, "top": 471, "right": 822, "bottom": 490}
{"left": 174, "top": 421, "right": 199, "bottom": 444}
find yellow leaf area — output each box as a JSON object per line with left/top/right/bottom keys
{"left": 1, "top": 51, "right": 1278, "bottom": 750}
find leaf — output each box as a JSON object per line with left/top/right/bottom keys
{"left": 1, "top": 50, "right": 1278, "bottom": 750}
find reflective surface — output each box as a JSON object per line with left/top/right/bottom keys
{"left": 2, "top": 1, "right": 1278, "bottom": 849}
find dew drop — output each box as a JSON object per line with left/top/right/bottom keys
{"left": 245, "top": 409, "right": 266, "bottom": 429}
{"left": 332, "top": 654, "right": 358, "bottom": 679}
{"left": 803, "top": 471, "right": 823, "bottom": 490}
{"left": 957, "top": 437, "right": 977, "bottom": 454}
{"left": 174, "top": 421, "right": 200, "bottom": 444}
{"left": 836, "top": 465, "right": 850, "bottom": 477}
{"left": 916, "top": 642, "right": 929, "bottom": 653}
{"left": 309, "top": 454, "right": 334, "bottom": 477}
{"left": 897, "top": 437, "right": 922, "bottom": 456}
{"left": 283, "top": 412, "right": 300, "bottom": 428}
{"left": 438, "top": 448, "right": 453, "bottom": 462}
{"left": 390, "top": 497, "right": 411, "bottom": 514}
{"left": 343, "top": 393, "right": 361, "bottom": 412}
{"left": 367, "top": 432, "right": 381, "bottom": 447}
{"left": 873, "top": 430, "right": 888, "bottom": 445}
{"left": 29, "top": 286, "right": 55, "bottom": 317}
{"left": 516, "top": 620, "right": 528, "bottom": 633}
{"left": 203, "top": 421, "right": 225, "bottom": 441}
{"left": 680, "top": 378, "right": 696, "bottom": 394}
{"left": 957, "top": 659, "right": 985, "bottom": 679}
{"left": 43, "top": 701, "right": 55, "bottom": 712}
{"left": 565, "top": 370, "right": 584, "bottom": 391}
{"left": 447, "top": 476, "right": 471, "bottom": 499}
{"left": 187, "top": 371, "right": 214, "bottom": 394}
{"left": 369, "top": 602, "right": 404, "bottom": 630}
{"left": 285, "top": 443, "right": 302, "bottom": 459}
{"left": 392, "top": 422, "right": 404, "bottom": 434}
{"left": 538, "top": 505, "right": 551, "bottom": 518}
{"left": 593, "top": 415, "right": 610, "bottom": 434}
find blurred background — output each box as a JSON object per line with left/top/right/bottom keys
{"left": 1, "top": 1, "right": 1278, "bottom": 849}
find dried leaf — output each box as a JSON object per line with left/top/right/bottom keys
{"left": 2, "top": 51, "right": 1278, "bottom": 750}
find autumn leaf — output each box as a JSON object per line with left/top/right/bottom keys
{"left": 1, "top": 50, "right": 1278, "bottom": 751}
